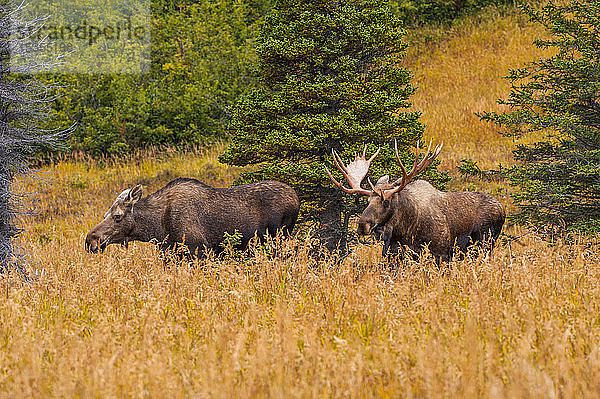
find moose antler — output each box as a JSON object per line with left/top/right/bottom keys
{"left": 325, "top": 145, "right": 380, "bottom": 196}
{"left": 382, "top": 139, "right": 443, "bottom": 198}
{"left": 326, "top": 140, "right": 443, "bottom": 200}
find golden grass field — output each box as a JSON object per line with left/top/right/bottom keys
{"left": 2, "top": 6, "right": 600, "bottom": 398}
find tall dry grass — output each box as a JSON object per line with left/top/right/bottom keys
{"left": 2, "top": 5, "right": 599, "bottom": 398}
{"left": 2, "top": 219, "right": 600, "bottom": 397}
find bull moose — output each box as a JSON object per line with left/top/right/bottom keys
{"left": 85, "top": 178, "right": 300, "bottom": 257}
{"left": 325, "top": 140, "right": 505, "bottom": 262}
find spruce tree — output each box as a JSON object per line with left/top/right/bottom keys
{"left": 220, "top": 0, "right": 447, "bottom": 251}
{"left": 478, "top": 0, "right": 600, "bottom": 237}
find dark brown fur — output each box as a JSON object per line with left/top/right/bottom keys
{"left": 359, "top": 178, "right": 505, "bottom": 262}
{"left": 85, "top": 178, "right": 300, "bottom": 256}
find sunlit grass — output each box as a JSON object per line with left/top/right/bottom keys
{"left": 3, "top": 221, "right": 600, "bottom": 396}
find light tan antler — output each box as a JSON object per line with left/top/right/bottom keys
{"left": 375, "top": 139, "right": 443, "bottom": 200}
{"left": 325, "top": 145, "right": 380, "bottom": 196}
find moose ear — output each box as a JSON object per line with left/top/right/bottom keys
{"left": 126, "top": 185, "right": 143, "bottom": 205}
{"left": 375, "top": 175, "right": 390, "bottom": 186}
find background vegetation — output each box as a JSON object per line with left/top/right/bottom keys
{"left": 48, "top": 0, "right": 271, "bottom": 156}
{"left": 3, "top": 5, "right": 600, "bottom": 396}
{"left": 474, "top": 0, "right": 600, "bottom": 237}
{"left": 48, "top": 0, "right": 513, "bottom": 156}
{"left": 390, "top": 0, "right": 515, "bottom": 25}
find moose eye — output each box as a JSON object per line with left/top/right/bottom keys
{"left": 113, "top": 214, "right": 123, "bottom": 223}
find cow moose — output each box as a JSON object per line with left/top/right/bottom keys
{"left": 325, "top": 141, "right": 505, "bottom": 263}
{"left": 85, "top": 178, "right": 300, "bottom": 257}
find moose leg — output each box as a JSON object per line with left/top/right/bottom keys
{"left": 381, "top": 226, "right": 405, "bottom": 268}
{"left": 479, "top": 226, "right": 499, "bottom": 257}
{"left": 280, "top": 214, "right": 297, "bottom": 238}
{"left": 451, "top": 234, "right": 471, "bottom": 261}
{"left": 380, "top": 225, "right": 393, "bottom": 257}
{"left": 388, "top": 240, "right": 402, "bottom": 258}
{"left": 470, "top": 226, "right": 496, "bottom": 258}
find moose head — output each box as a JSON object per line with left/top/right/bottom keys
{"left": 325, "top": 140, "right": 443, "bottom": 237}
{"left": 85, "top": 185, "right": 143, "bottom": 253}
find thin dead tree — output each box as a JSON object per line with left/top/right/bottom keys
{"left": 0, "top": 1, "right": 67, "bottom": 275}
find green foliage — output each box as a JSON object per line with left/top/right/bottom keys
{"left": 457, "top": 159, "right": 506, "bottom": 182}
{"left": 220, "top": 0, "right": 448, "bottom": 250}
{"left": 21, "top": 0, "right": 150, "bottom": 74}
{"left": 41, "top": 0, "right": 514, "bottom": 157}
{"left": 389, "top": 0, "right": 513, "bottom": 26}
{"left": 479, "top": 0, "right": 600, "bottom": 237}
{"left": 220, "top": 229, "right": 244, "bottom": 258}
{"left": 48, "top": 0, "right": 270, "bottom": 156}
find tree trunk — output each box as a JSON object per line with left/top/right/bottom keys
{"left": 0, "top": 161, "right": 12, "bottom": 271}
{"left": 315, "top": 193, "right": 350, "bottom": 254}
{"left": 0, "top": 6, "right": 12, "bottom": 271}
